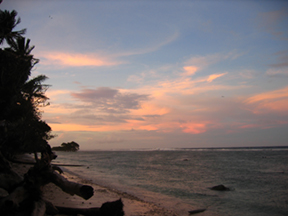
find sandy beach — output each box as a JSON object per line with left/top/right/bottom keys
{"left": 11, "top": 160, "right": 178, "bottom": 216}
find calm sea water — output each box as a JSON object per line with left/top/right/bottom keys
{"left": 53, "top": 148, "right": 288, "bottom": 216}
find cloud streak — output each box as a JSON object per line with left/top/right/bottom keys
{"left": 185, "top": 51, "right": 242, "bottom": 69}
{"left": 246, "top": 86, "right": 288, "bottom": 114}
{"left": 39, "top": 52, "right": 123, "bottom": 67}
{"left": 114, "top": 31, "right": 180, "bottom": 57}
{"left": 246, "top": 86, "right": 288, "bottom": 104}
{"left": 207, "top": 72, "right": 228, "bottom": 82}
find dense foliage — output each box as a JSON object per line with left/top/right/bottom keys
{"left": 52, "top": 141, "right": 80, "bottom": 152}
{"left": 0, "top": 9, "right": 53, "bottom": 157}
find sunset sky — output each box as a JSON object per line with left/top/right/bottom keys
{"left": 1, "top": 0, "right": 288, "bottom": 150}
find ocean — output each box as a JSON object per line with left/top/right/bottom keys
{"left": 53, "top": 148, "right": 288, "bottom": 216}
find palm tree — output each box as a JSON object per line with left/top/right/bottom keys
{"left": 0, "top": 10, "right": 26, "bottom": 45}
{"left": 23, "top": 75, "right": 50, "bottom": 113}
{"left": 5, "top": 36, "right": 40, "bottom": 70}
{"left": 0, "top": 9, "right": 53, "bottom": 157}
{"left": 6, "top": 36, "right": 34, "bottom": 55}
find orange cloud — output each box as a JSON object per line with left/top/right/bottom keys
{"left": 180, "top": 122, "right": 207, "bottom": 134}
{"left": 50, "top": 121, "right": 163, "bottom": 132}
{"left": 130, "top": 102, "right": 171, "bottom": 116}
{"left": 45, "top": 90, "right": 71, "bottom": 99}
{"left": 262, "top": 99, "right": 288, "bottom": 112}
{"left": 40, "top": 52, "right": 122, "bottom": 67}
{"left": 48, "top": 111, "right": 210, "bottom": 135}
{"left": 246, "top": 86, "right": 288, "bottom": 104}
{"left": 182, "top": 66, "right": 199, "bottom": 76}
{"left": 50, "top": 123, "right": 132, "bottom": 132}
{"left": 245, "top": 86, "right": 288, "bottom": 114}
{"left": 49, "top": 123, "right": 93, "bottom": 131}
{"left": 207, "top": 72, "right": 228, "bottom": 82}
{"left": 137, "top": 125, "right": 160, "bottom": 131}
{"left": 43, "top": 105, "right": 76, "bottom": 114}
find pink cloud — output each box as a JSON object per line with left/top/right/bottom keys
{"left": 262, "top": 99, "right": 288, "bottom": 112}
{"left": 39, "top": 51, "right": 122, "bottom": 67}
{"left": 180, "top": 122, "right": 207, "bottom": 134}
{"left": 207, "top": 72, "right": 228, "bottom": 82}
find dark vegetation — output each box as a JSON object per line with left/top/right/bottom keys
{"left": 0, "top": 8, "right": 123, "bottom": 215}
{"left": 52, "top": 141, "right": 80, "bottom": 152}
{"left": 0, "top": 9, "right": 53, "bottom": 160}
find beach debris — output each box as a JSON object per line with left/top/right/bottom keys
{"left": 0, "top": 149, "right": 124, "bottom": 216}
{"left": 52, "top": 164, "right": 63, "bottom": 174}
{"left": 53, "top": 199, "right": 124, "bottom": 216}
{"left": 188, "top": 208, "right": 206, "bottom": 214}
{"left": 210, "top": 184, "right": 230, "bottom": 191}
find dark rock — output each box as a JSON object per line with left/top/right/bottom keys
{"left": 210, "top": 184, "right": 230, "bottom": 191}
{"left": 188, "top": 208, "right": 206, "bottom": 214}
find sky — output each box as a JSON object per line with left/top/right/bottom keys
{"left": 1, "top": 0, "right": 288, "bottom": 150}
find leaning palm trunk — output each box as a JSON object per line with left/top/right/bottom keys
{"left": 0, "top": 150, "right": 124, "bottom": 216}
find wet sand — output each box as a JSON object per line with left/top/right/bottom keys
{"left": 11, "top": 160, "right": 178, "bottom": 216}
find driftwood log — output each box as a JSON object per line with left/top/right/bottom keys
{"left": 0, "top": 150, "right": 124, "bottom": 216}
{"left": 52, "top": 199, "right": 124, "bottom": 216}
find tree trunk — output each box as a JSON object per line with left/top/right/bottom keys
{"left": 0, "top": 150, "right": 124, "bottom": 216}
{"left": 43, "top": 168, "right": 94, "bottom": 200}
{"left": 54, "top": 199, "right": 124, "bottom": 216}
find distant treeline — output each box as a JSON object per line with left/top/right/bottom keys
{"left": 52, "top": 141, "right": 79, "bottom": 152}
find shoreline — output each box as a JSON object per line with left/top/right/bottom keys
{"left": 8, "top": 150, "right": 288, "bottom": 216}
{"left": 10, "top": 156, "right": 178, "bottom": 216}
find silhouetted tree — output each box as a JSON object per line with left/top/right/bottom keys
{"left": 0, "top": 10, "right": 26, "bottom": 45}
{"left": 52, "top": 141, "right": 80, "bottom": 152}
{"left": 0, "top": 9, "right": 53, "bottom": 158}
{"left": 0, "top": 9, "right": 124, "bottom": 216}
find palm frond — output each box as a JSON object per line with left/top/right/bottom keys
{"left": 0, "top": 10, "right": 26, "bottom": 45}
